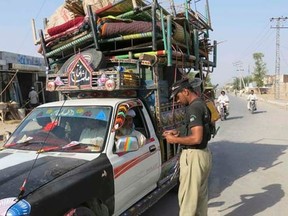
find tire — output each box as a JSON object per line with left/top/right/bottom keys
{"left": 73, "top": 207, "right": 96, "bottom": 216}
{"left": 220, "top": 108, "right": 225, "bottom": 121}
{"left": 250, "top": 102, "right": 254, "bottom": 114}
{"left": 224, "top": 106, "right": 228, "bottom": 120}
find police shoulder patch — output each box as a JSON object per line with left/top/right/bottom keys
{"left": 190, "top": 115, "right": 196, "bottom": 122}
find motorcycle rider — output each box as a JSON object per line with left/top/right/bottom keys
{"left": 247, "top": 90, "right": 257, "bottom": 110}
{"left": 217, "top": 90, "right": 230, "bottom": 115}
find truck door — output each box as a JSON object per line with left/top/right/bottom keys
{"left": 109, "top": 103, "right": 161, "bottom": 215}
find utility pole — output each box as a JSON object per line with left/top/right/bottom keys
{"left": 270, "top": 16, "right": 288, "bottom": 99}
{"left": 247, "top": 64, "right": 250, "bottom": 87}
{"left": 233, "top": 61, "right": 244, "bottom": 90}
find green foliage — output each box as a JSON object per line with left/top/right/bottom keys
{"left": 252, "top": 52, "right": 267, "bottom": 87}
{"left": 244, "top": 75, "right": 253, "bottom": 86}
{"left": 232, "top": 75, "right": 254, "bottom": 90}
{"left": 232, "top": 77, "right": 241, "bottom": 90}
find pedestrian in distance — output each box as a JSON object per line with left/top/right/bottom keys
{"left": 28, "top": 86, "right": 39, "bottom": 108}
{"left": 162, "top": 78, "right": 212, "bottom": 216}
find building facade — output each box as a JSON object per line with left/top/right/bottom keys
{"left": 0, "top": 51, "right": 47, "bottom": 108}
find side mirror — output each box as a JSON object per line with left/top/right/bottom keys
{"left": 115, "top": 136, "right": 139, "bottom": 153}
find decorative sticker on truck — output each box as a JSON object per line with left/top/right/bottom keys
{"left": 30, "top": 107, "right": 110, "bottom": 120}
{"left": 114, "top": 151, "right": 155, "bottom": 179}
{"left": 113, "top": 100, "right": 142, "bottom": 130}
{"left": 68, "top": 54, "right": 93, "bottom": 87}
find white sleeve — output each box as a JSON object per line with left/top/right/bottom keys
{"left": 132, "top": 130, "right": 146, "bottom": 146}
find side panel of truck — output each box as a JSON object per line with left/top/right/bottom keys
{"left": 106, "top": 101, "right": 162, "bottom": 215}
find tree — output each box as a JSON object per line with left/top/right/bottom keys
{"left": 252, "top": 53, "right": 267, "bottom": 87}
{"left": 232, "top": 77, "right": 240, "bottom": 90}
{"left": 244, "top": 75, "right": 253, "bottom": 87}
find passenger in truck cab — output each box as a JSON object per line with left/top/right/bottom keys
{"left": 115, "top": 109, "right": 146, "bottom": 147}
{"left": 79, "top": 118, "right": 106, "bottom": 147}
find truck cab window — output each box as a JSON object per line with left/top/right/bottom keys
{"left": 133, "top": 107, "right": 149, "bottom": 139}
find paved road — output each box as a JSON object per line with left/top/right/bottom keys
{"left": 143, "top": 95, "right": 288, "bottom": 216}
{"left": 1, "top": 95, "right": 287, "bottom": 215}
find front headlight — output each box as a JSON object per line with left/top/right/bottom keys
{"left": 0, "top": 197, "right": 31, "bottom": 216}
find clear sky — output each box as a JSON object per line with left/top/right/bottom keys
{"left": 209, "top": 0, "right": 288, "bottom": 86}
{"left": 0, "top": 0, "right": 288, "bottom": 86}
{"left": 0, "top": 1, "right": 61, "bottom": 56}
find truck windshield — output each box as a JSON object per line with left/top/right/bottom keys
{"left": 4, "top": 106, "right": 111, "bottom": 153}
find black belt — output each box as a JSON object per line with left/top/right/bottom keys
{"left": 181, "top": 145, "right": 206, "bottom": 150}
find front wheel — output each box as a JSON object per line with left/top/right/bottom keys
{"left": 250, "top": 102, "right": 255, "bottom": 114}
{"left": 220, "top": 108, "right": 225, "bottom": 121}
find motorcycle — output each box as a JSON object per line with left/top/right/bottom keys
{"left": 219, "top": 102, "right": 228, "bottom": 121}
{"left": 249, "top": 99, "right": 256, "bottom": 114}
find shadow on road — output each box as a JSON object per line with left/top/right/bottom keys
{"left": 219, "top": 184, "right": 284, "bottom": 216}
{"left": 249, "top": 110, "right": 267, "bottom": 114}
{"left": 141, "top": 190, "right": 179, "bottom": 216}
{"left": 223, "top": 116, "right": 243, "bottom": 121}
{"left": 208, "top": 141, "right": 287, "bottom": 202}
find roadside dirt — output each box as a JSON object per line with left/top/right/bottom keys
{"left": 258, "top": 93, "right": 288, "bottom": 101}
{"left": 0, "top": 120, "right": 21, "bottom": 145}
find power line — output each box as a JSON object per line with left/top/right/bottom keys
{"left": 237, "top": 23, "right": 271, "bottom": 60}
{"left": 16, "top": 0, "right": 48, "bottom": 55}
{"left": 270, "top": 16, "right": 288, "bottom": 99}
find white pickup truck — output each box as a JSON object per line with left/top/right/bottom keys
{"left": 0, "top": 0, "right": 217, "bottom": 214}
{"left": 0, "top": 96, "right": 183, "bottom": 216}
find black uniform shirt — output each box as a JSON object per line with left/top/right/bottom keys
{"left": 185, "top": 98, "right": 210, "bottom": 149}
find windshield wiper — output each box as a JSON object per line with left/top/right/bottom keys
{"left": 16, "top": 135, "right": 33, "bottom": 144}
{"left": 37, "top": 146, "right": 60, "bottom": 153}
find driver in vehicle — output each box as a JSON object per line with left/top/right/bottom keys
{"left": 36, "top": 117, "right": 65, "bottom": 138}
{"left": 115, "top": 109, "right": 146, "bottom": 148}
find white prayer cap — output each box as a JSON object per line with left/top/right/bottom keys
{"left": 127, "top": 109, "right": 136, "bottom": 117}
